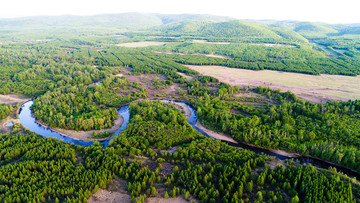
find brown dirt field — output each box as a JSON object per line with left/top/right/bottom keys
{"left": 186, "top": 65, "right": 360, "bottom": 104}
{"left": 89, "top": 178, "right": 131, "bottom": 203}
{"left": 35, "top": 115, "right": 124, "bottom": 142}
{"left": 0, "top": 94, "right": 30, "bottom": 105}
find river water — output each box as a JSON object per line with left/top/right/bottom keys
{"left": 18, "top": 100, "right": 360, "bottom": 179}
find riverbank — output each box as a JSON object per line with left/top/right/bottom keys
{"left": 35, "top": 115, "right": 124, "bottom": 142}
{"left": 173, "top": 102, "right": 191, "bottom": 119}
{"left": 195, "top": 121, "right": 239, "bottom": 144}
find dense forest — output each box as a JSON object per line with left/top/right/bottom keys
{"left": 1, "top": 13, "right": 360, "bottom": 202}
{"left": 1, "top": 100, "right": 358, "bottom": 202}
{"left": 189, "top": 88, "right": 360, "bottom": 171}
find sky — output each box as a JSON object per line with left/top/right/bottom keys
{"left": 0, "top": 0, "right": 359, "bottom": 24}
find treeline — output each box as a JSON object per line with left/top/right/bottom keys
{"left": 152, "top": 42, "right": 360, "bottom": 75}
{"left": 189, "top": 88, "right": 360, "bottom": 171}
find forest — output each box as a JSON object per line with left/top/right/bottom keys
{"left": 1, "top": 100, "right": 358, "bottom": 202}
{"left": 0, "top": 13, "right": 360, "bottom": 202}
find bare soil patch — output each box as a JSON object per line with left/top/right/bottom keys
{"left": 186, "top": 65, "right": 360, "bottom": 103}
{"left": 192, "top": 40, "right": 230, "bottom": 45}
{"left": 0, "top": 94, "right": 30, "bottom": 105}
{"left": 117, "top": 70, "right": 187, "bottom": 98}
{"left": 117, "top": 41, "right": 166, "bottom": 47}
{"left": 167, "top": 146, "right": 178, "bottom": 154}
{"left": 89, "top": 178, "right": 131, "bottom": 203}
{"left": 177, "top": 72, "right": 195, "bottom": 81}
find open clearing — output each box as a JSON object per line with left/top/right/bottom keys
{"left": 192, "top": 39, "right": 230, "bottom": 45}
{"left": 192, "top": 40, "right": 295, "bottom": 48}
{"left": 89, "top": 178, "right": 131, "bottom": 203}
{"left": 89, "top": 177, "right": 196, "bottom": 203}
{"left": 0, "top": 94, "right": 30, "bottom": 105}
{"left": 117, "top": 69, "right": 187, "bottom": 98}
{"left": 186, "top": 65, "right": 360, "bottom": 103}
{"left": 153, "top": 50, "right": 231, "bottom": 59}
{"left": 246, "top": 43, "right": 296, "bottom": 48}
{"left": 117, "top": 41, "right": 166, "bottom": 47}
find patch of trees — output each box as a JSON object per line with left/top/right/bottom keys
{"left": 111, "top": 100, "right": 201, "bottom": 150}
{"left": 198, "top": 75, "right": 219, "bottom": 84}
{"left": 187, "top": 87, "right": 211, "bottom": 96}
{"left": 0, "top": 104, "right": 14, "bottom": 120}
{"left": 32, "top": 85, "right": 119, "bottom": 131}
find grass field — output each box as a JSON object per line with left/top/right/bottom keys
{"left": 186, "top": 65, "right": 360, "bottom": 103}
{"left": 117, "top": 41, "right": 166, "bottom": 47}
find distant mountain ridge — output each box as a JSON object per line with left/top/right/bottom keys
{"left": 0, "top": 13, "right": 235, "bottom": 30}
{"left": 1, "top": 12, "right": 359, "bottom": 38}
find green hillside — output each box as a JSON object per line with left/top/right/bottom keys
{"left": 158, "top": 20, "right": 308, "bottom": 44}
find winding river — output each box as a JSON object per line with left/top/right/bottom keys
{"left": 18, "top": 99, "right": 360, "bottom": 180}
